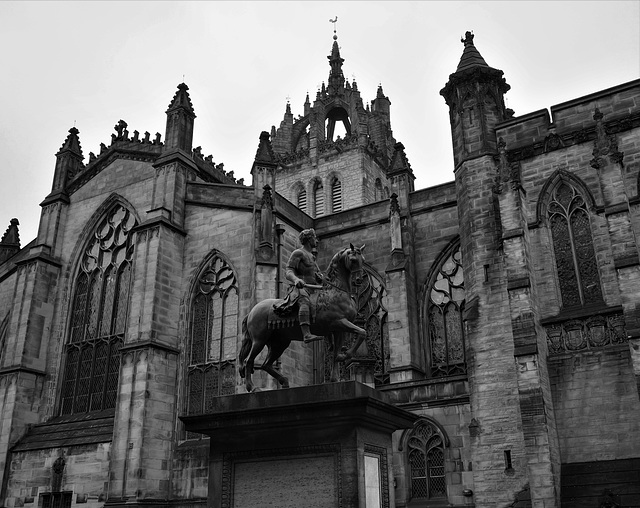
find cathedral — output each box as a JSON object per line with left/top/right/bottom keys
{"left": 0, "top": 28, "right": 639, "bottom": 508}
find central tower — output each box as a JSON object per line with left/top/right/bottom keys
{"left": 271, "top": 29, "right": 414, "bottom": 216}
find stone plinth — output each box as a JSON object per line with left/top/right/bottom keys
{"left": 180, "top": 381, "right": 416, "bottom": 508}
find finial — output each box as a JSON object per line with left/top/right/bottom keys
{"left": 461, "top": 31, "right": 474, "bottom": 46}
{"left": 329, "top": 16, "right": 338, "bottom": 40}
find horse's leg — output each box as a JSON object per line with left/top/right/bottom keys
{"left": 336, "top": 317, "right": 366, "bottom": 336}
{"left": 260, "top": 337, "right": 291, "bottom": 388}
{"left": 333, "top": 318, "right": 367, "bottom": 361}
{"left": 244, "top": 339, "right": 266, "bottom": 393}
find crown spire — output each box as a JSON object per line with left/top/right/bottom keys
{"left": 327, "top": 17, "right": 345, "bottom": 96}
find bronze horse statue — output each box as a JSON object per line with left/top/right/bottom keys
{"left": 239, "top": 244, "right": 367, "bottom": 392}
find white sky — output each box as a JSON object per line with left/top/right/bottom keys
{"left": 1, "top": 1, "right": 639, "bottom": 245}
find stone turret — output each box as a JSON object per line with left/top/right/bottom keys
{"left": 164, "top": 83, "right": 196, "bottom": 153}
{"left": 440, "top": 31, "right": 512, "bottom": 168}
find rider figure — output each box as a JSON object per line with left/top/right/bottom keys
{"left": 285, "top": 228, "right": 324, "bottom": 343}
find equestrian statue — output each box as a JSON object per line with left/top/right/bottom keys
{"left": 239, "top": 228, "right": 367, "bottom": 392}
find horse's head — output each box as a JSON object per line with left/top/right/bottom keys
{"left": 346, "top": 243, "right": 366, "bottom": 285}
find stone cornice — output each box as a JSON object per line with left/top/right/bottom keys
{"left": 503, "top": 111, "right": 640, "bottom": 163}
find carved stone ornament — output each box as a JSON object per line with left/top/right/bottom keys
{"left": 545, "top": 312, "right": 627, "bottom": 354}
{"left": 590, "top": 108, "right": 624, "bottom": 169}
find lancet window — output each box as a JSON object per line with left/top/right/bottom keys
{"left": 547, "top": 181, "right": 602, "bottom": 308}
{"left": 60, "top": 204, "right": 136, "bottom": 415}
{"left": 186, "top": 252, "right": 238, "bottom": 419}
{"left": 407, "top": 420, "right": 447, "bottom": 501}
{"left": 426, "top": 245, "right": 466, "bottom": 377}
{"left": 375, "top": 178, "right": 384, "bottom": 201}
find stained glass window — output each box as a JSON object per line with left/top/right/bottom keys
{"left": 60, "top": 205, "right": 136, "bottom": 415}
{"left": 427, "top": 245, "right": 466, "bottom": 377}
{"left": 407, "top": 421, "right": 447, "bottom": 500}
{"left": 548, "top": 181, "right": 602, "bottom": 308}
{"left": 186, "top": 252, "right": 238, "bottom": 421}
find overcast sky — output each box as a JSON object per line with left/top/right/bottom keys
{"left": 1, "top": 1, "right": 639, "bottom": 245}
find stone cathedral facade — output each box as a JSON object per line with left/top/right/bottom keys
{"left": 0, "top": 30, "right": 639, "bottom": 508}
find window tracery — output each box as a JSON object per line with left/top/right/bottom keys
{"left": 60, "top": 204, "right": 136, "bottom": 415}
{"left": 407, "top": 420, "right": 447, "bottom": 501}
{"left": 426, "top": 245, "right": 466, "bottom": 377}
{"left": 548, "top": 181, "right": 602, "bottom": 308}
{"left": 186, "top": 252, "right": 238, "bottom": 421}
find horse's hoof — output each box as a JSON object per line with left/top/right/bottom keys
{"left": 280, "top": 378, "right": 290, "bottom": 388}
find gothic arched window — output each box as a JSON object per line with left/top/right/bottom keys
{"left": 331, "top": 177, "right": 342, "bottom": 213}
{"left": 60, "top": 204, "right": 137, "bottom": 415}
{"left": 426, "top": 245, "right": 466, "bottom": 377}
{"left": 186, "top": 252, "right": 238, "bottom": 419}
{"left": 314, "top": 180, "right": 325, "bottom": 217}
{"left": 297, "top": 186, "right": 307, "bottom": 213}
{"left": 548, "top": 181, "right": 602, "bottom": 308}
{"left": 407, "top": 420, "right": 447, "bottom": 501}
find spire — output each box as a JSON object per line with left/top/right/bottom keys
{"left": 51, "top": 127, "right": 85, "bottom": 192}
{"left": 0, "top": 218, "right": 20, "bottom": 264}
{"left": 327, "top": 25, "right": 345, "bottom": 96}
{"left": 456, "top": 31, "right": 490, "bottom": 72}
{"left": 164, "top": 82, "right": 196, "bottom": 153}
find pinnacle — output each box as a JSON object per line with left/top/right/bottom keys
{"left": 0, "top": 218, "right": 20, "bottom": 246}
{"left": 390, "top": 142, "right": 412, "bottom": 174}
{"left": 57, "top": 127, "right": 84, "bottom": 158}
{"left": 167, "top": 82, "right": 196, "bottom": 116}
{"left": 254, "top": 131, "right": 277, "bottom": 165}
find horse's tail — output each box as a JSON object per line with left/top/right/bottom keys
{"left": 238, "top": 316, "right": 251, "bottom": 378}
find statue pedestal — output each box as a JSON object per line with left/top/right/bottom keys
{"left": 181, "top": 381, "right": 416, "bottom": 508}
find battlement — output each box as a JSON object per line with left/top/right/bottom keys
{"left": 496, "top": 79, "right": 640, "bottom": 151}
{"left": 191, "top": 146, "right": 244, "bottom": 186}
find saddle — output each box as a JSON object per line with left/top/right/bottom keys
{"left": 269, "top": 289, "right": 318, "bottom": 330}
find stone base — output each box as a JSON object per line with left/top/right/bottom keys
{"left": 180, "top": 381, "right": 416, "bottom": 508}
